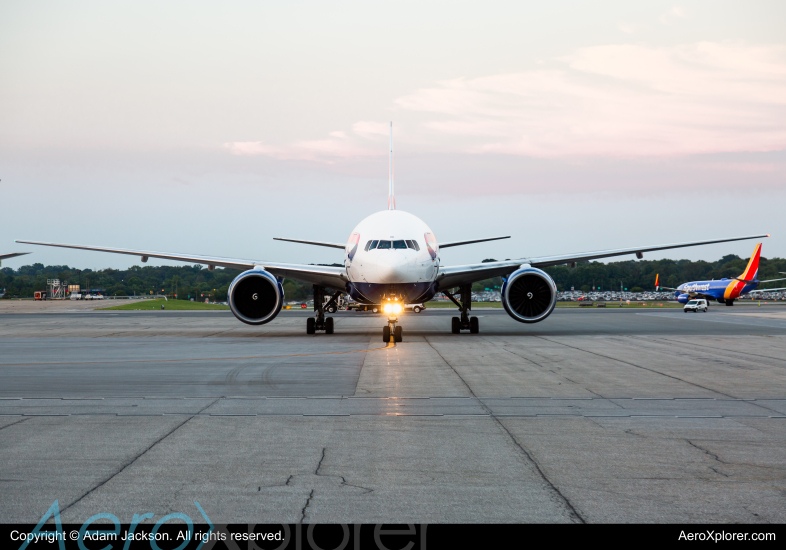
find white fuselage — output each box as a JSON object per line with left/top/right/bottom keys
{"left": 343, "top": 210, "right": 440, "bottom": 303}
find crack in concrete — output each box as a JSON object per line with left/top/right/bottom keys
{"left": 315, "top": 447, "right": 326, "bottom": 476}
{"left": 299, "top": 489, "right": 315, "bottom": 524}
{"left": 0, "top": 417, "right": 29, "bottom": 431}
{"left": 687, "top": 439, "right": 733, "bottom": 479}
{"left": 58, "top": 397, "right": 219, "bottom": 517}
{"left": 424, "top": 336, "right": 586, "bottom": 524}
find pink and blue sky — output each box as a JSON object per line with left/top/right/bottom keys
{"left": 1, "top": 0, "right": 784, "bottom": 269}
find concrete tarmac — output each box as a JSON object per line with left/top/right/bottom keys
{"left": 1, "top": 307, "right": 785, "bottom": 523}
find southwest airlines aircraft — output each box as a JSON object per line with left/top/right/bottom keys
{"left": 16, "top": 127, "right": 771, "bottom": 342}
{"left": 656, "top": 243, "right": 786, "bottom": 305}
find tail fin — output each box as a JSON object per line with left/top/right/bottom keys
{"left": 740, "top": 243, "right": 762, "bottom": 281}
{"left": 388, "top": 122, "right": 395, "bottom": 210}
{"left": 655, "top": 274, "right": 659, "bottom": 290}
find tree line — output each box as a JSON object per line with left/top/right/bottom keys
{"left": 469, "top": 253, "right": 786, "bottom": 294}
{"left": 1, "top": 253, "right": 784, "bottom": 299}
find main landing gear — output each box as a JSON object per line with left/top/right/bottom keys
{"left": 444, "top": 286, "right": 479, "bottom": 334}
{"left": 307, "top": 286, "right": 340, "bottom": 335}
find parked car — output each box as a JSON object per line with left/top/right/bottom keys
{"left": 405, "top": 304, "right": 425, "bottom": 313}
{"left": 684, "top": 299, "right": 708, "bottom": 313}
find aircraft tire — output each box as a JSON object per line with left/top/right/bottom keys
{"left": 451, "top": 317, "right": 460, "bottom": 334}
{"left": 394, "top": 326, "right": 402, "bottom": 342}
{"left": 307, "top": 318, "right": 316, "bottom": 334}
{"left": 325, "top": 317, "right": 334, "bottom": 334}
{"left": 383, "top": 325, "right": 391, "bottom": 342}
{"left": 470, "top": 317, "right": 479, "bottom": 333}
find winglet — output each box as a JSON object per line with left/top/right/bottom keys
{"left": 655, "top": 274, "right": 659, "bottom": 291}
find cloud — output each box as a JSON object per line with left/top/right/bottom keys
{"left": 224, "top": 137, "right": 380, "bottom": 162}
{"left": 617, "top": 23, "right": 637, "bottom": 34}
{"left": 660, "top": 6, "right": 686, "bottom": 24}
{"left": 351, "top": 121, "right": 390, "bottom": 139}
{"left": 224, "top": 120, "right": 393, "bottom": 162}
{"left": 394, "top": 42, "right": 786, "bottom": 157}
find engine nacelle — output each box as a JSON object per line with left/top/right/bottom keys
{"left": 502, "top": 266, "right": 557, "bottom": 323}
{"left": 228, "top": 269, "right": 284, "bottom": 325}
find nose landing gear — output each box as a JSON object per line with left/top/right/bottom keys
{"left": 444, "top": 285, "right": 479, "bottom": 334}
{"left": 383, "top": 315, "right": 402, "bottom": 342}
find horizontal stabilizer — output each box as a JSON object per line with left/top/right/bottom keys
{"left": 273, "top": 238, "right": 345, "bottom": 250}
{"left": 440, "top": 236, "right": 510, "bottom": 249}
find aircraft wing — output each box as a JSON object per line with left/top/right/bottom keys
{"left": 273, "top": 238, "right": 345, "bottom": 249}
{"left": 437, "top": 234, "right": 770, "bottom": 290}
{"left": 0, "top": 252, "right": 30, "bottom": 261}
{"left": 15, "top": 240, "right": 347, "bottom": 289}
{"left": 751, "top": 287, "right": 786, "bottom": 293}
{"left": 439, "top": 236, "right": 510, "bottom": 249}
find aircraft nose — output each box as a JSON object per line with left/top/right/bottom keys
{"left": 370, "top": 253, "right": 411, "bottom": 283}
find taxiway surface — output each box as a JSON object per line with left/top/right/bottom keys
{"left": 1, "top": 307, "right": 785, "bottom": 523}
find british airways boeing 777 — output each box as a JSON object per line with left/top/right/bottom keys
{"left": 16, "top": 126, "right": 772, "bottom": 342}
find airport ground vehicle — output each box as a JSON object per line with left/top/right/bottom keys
{"left": 19, "top": 125, "right": 770, "bottom": 342}
{"left": 323, "top": 294, "right": 347, "bottom": 313}
{"left": 347, "top": 303, "right": 379, "bottom": 313}
{"left": 684, "top": 299, "right": 708, "bottom": 313}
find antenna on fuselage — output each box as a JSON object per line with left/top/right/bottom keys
{"left": 388, "top": 121, "right": 395, "bottom": 210}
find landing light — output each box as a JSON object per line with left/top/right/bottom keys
{"left": 383, "top": 303, "right": 402, "bottom": 314}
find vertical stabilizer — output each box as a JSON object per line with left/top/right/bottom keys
{"left": 388, "top": 122, "right": 395, "bottom": 210}
{"left": 740, "top": 243, "right": 762, "bottom": 281}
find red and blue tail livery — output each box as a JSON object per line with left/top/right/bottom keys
{"left": 656, "top": 243, "right": 786, "bottom": 306}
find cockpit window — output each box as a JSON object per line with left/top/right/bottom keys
{"left": 367, "top": 239, "right": 419, "bottom": 250}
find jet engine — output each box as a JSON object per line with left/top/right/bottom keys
{"left": 228, "top": 269, "right": 284, "bottom": 325}
{"left": 501, "top": 266, "right": 557, "bottom": 323}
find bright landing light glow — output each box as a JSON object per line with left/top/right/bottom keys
{"left": 383, "top": 303, "right": 402, "bottom": 314}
